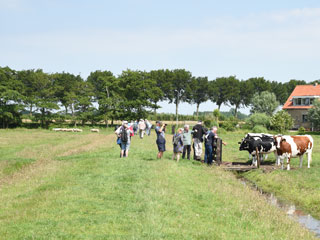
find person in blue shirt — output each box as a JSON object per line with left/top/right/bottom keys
{"left": 155, "top": 121, "right": 166, "bottom": 159}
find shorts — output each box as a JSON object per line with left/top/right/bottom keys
{"left": 156, "top": 139, "right": 166, "bottom": 152}
{"left": 121, "top": 141, "right": 130, "bottom": 151}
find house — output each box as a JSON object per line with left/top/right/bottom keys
{"left": 283, "top": 84, "right": 320, "bottom": 130}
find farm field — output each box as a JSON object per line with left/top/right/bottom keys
{"left": 0, "top": 128, "right": 318, "bottom": 239}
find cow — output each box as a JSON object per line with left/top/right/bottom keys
{"left": 239, "top": 133, "right": 278, "bottom": 166}
{"left": 274, "top": 135, "right": 313, "bottom": 170}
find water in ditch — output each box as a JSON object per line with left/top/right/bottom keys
{"left": 239, "top": 178, "right": 320, "bottom": 238}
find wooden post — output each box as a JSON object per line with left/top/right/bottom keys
{"left": 256, "top": 147, "right": 260, "bottom": 168}
{"left": 216, "top": 138, "right": 222, "bottom": 166}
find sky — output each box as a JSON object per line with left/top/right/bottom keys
{"left": 1, "top": 0, "right": 320, "bottom": 114}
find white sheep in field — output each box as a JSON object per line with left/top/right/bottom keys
{"left": 73, "top": 128, "right": 83, "bottom": 132}
{"left": 90, "top": 129, "right": 100, "bottom": 133}
{"left": 52, "top": 128, "right": 62, "bottom": 132}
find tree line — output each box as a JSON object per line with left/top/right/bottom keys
{"left": 0, "top": 66, "right": 312, "bottom": 128}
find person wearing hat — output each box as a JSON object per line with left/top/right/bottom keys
{"left": 192, "top": 120, "right": 206, "bottom": 161}
{"left": 115, "top": 121, "right": 133, "bottom": 158}
{"left": 155, "top": 121, "right": 166, "bottom": 159}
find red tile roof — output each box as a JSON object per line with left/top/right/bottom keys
{"left": 283, "top": 84, "right": 320, "bottom": 109}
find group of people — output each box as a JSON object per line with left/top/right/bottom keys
{"left": 115, "top": 119, "right": 226, "bottom": 164}
{"left": 155, "top": 120, "right": 226, "bottom": 164}
{"left": 132, "top": 119, "right": 152, "bottom": 139}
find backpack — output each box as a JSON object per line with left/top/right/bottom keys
{"left": 121, "top": 127, "right": 128, "bottom": 142}
{"left": 173, "top": 134, "right": 180, "bottom": 145}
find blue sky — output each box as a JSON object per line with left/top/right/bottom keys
{"left": 1, "top": 0, "right": 320, "bottom": 114}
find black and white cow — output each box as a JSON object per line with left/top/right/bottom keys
{"left": 239, "top": 133, "right": 278, "bottom": 166}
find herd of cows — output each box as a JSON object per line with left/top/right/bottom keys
{"left": 239, "top": 133, "right": 314, "bottom": 170}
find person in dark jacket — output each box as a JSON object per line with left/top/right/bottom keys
{"left": 204, "top": 127, "right": 216, "bottom": 165}
{"left": 192, "top": 120, "right": 206, "bottom": 161}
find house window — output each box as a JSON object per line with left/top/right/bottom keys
{"left": 304, "top": 98, "right": 310, "bottom": 105}
{"left": 296, "top": 98, "right": 302, "bottom": 105}
{"left": 302, "top": 115, "right": 308, "bottom": 123}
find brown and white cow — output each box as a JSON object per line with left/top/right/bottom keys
{"left": 274, "top": 135, "right": 313, "bottom": 170}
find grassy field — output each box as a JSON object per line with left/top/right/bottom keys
{"left": 0, "top": 128, "right": 318, "bottom": 239}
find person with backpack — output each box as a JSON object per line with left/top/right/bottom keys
{"left": 115, "top": 121, "right": 133, "bottom": 158}
{"left": 172, "top": 128, "right": 184, "bottom": 162}
{"left": 192, "top": 120, "right": 206, "bottom": 161}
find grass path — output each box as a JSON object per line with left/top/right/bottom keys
{"left": 0, "top": 129, "right": 317, "bottom": 239}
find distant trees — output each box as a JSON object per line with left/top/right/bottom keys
{"left": 0, "top": 65, "right": 316, "bottom": 128}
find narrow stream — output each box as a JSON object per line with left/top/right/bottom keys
{"left": 239, "top": 177, "right": 320, "bottom": 238}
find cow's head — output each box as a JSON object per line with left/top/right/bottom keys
{"left": 239, "top": 139, "right": 250, "bottom": 151}
{"left": 274, "top": 135, "right": 285, "bottom": 149}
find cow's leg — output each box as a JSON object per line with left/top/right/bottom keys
{"left": 307, "top": 151, "right": 312, "bottom": 168}
{"left": 279, "top": 156, "right": 284, "bottom": 170}
{"left": 264, "top": 154, "right": 268, "bottom": 161}
{"left": 274, "top": 152, "right": 280, "bottom": 166}
{"left": 287, "top": 156, "right": 291, "bottom": 171}
{"left": 260, "top": 153, "right": 264, "bottom": 163}
{"left": 299, "top": 155, "right": 303, "bottom": 168}
{"left": 252, "top": 155, "right": 257, "bottom": 166}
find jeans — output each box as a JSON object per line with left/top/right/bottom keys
{"left": 182, "top": 145, "right": 191, "bottom": 159}
{"left": 205, "top": 144, "right": 213, "bottom": 164}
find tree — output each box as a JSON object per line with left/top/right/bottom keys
{"left": 33, "top": 70, "right": 59, "bottom": 128}
{"left": 117, "top": 70, "right": 161, "bottom": 120}
{"left": 209, "top": 77, "right": 230, "bottom": 110}
{"left": 307, "top": 99, "right": 320, "bottom": 130}
{"left": 0, "top": 67, "right": 24, "bottom": 128}
{"left": 250, "top": 91, "right": 279, "bottom": 115}
{"left": 74, "top": 81, "right": 95, "bottom": 126}
{"left": 165, "top": 69, "right": 192, "bottom": 126}
{"left": 87, "top": 70, "right": 121, "bottom": 126}
{"left": 186, "top": 76, "right": 209, "bottom": 119}
{"left": 270, "top": 110, "right": 294, "bottom": 133}
{"left": 247, "top": 77, "right": 271, "bottom": 93}
{"left": 270, "top": 81, "right": 288, "bottom": 105}
{"left": 53, "top": 72, "right": 83, "bottom": 116}
{"left": 149, "top": 69, "right": 167, "bottom": 114}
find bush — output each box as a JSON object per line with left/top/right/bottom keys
{"left": 203, "top": 119, "right": 212, "bottom": 128}
{"left": 247, "top": 113, "right": 270, "bottom": 129}
{"left": 298, "top": 126, "right": 306, "bottom": 135}
{"left": 252, "top": 125, "right": 268, "bottom": 133}
{"left": 270, "top": 110, "right": 294, "bottom": 133}
{"left": 220, "top": 121, "right": 236, "bottom": 131}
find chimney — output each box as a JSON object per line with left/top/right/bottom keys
{"left": 314, "top": 82, "right": 318, "bottom": 87}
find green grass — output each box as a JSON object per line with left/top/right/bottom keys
{"left": 0, "top": 129, "right": 317, "bottom": 239}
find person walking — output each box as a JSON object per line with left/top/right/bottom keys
{"left": 182, "top": 124, "right": 192, "bottom": 160}
{"left": 145, "top": 119, "right": 152, "bottom": 136}
{"left": 155, "top": 121, "right": 166, "bottom": 159}
{"left": 172, "top": 128, "right": 184, "bottom": 162}
{"left": 192, "top": 120, "right": 206, "bottom": 161}
{"left": 138, "top": 119, "right": 146, "bottom": 139}
{"left": 115, "top": 121, "right": 133, "bottom": 158}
